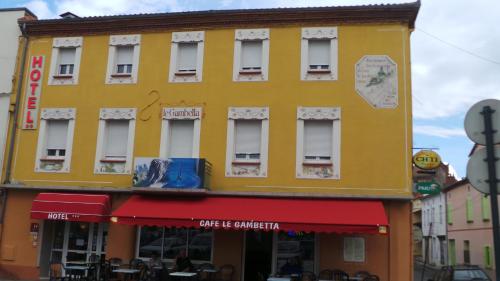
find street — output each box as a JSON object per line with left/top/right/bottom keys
{"left": 414, "top": 260, "right": 438, "bottom": 281}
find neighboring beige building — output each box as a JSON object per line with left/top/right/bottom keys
{"left": 445, "top": 179, "right": 497, "bottom": 279}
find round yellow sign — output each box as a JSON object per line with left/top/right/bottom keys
{"left": 413, "top": 150, "right": 441, "bottom": 170}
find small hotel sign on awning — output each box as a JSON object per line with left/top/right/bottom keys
{"left": 22, "top": 56, "right": 45, "bottom": 129}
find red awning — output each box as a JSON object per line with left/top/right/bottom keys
{"left": 111, "top": 196, "right": 388, "bottom": 234}
{"left": 31, "top": 193, "right": 111, "bottom": 223}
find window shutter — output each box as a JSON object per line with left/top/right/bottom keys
{"left": 308, "top": 40, "right": 330, "bottom": 68}
{"left": 104, "top": 120, "right": 129, "bottom": 157}
{"left": 177, "top": 43, "right": 197, "bottom": 71}
{"left": 448, "top": 240, "right": 456, "bottom": 266}
{"left": 466, "top": 197, "right": 474, "bottom": 222}
{"left": 46, "top": 120, "right": 68, "bottom": 149}
{"left": 447, "top": 203, "right": 453, "bottom": 225}
{"left": 168, "top": 120, "right": 194, "bottom": 158}
{"left": 481, "top": 195, "right": 491, "bottom": 221}
{"left": 235, "top": 120, "right": 261, "bottom": 155}
{"left": 116, "top": 46, "right": 133, "bottom": 65}
{"left": 59, "top": 48, "right": 75, "bottom": 65}
{"left": 241, "top": 41, "right": 262, "bottom": 69}
{"left": 304, "top": 120, "right": 332, "bottom": 158}
{"left": 484, "top": 245, "right": 492, "bottom": 268}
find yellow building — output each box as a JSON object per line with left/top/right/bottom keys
{"left": 0, "top": 2, "right": 419, "bottom": 280}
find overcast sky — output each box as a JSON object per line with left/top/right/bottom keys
{"left": 3, "top": 0, "right": 500, "bottom": 178}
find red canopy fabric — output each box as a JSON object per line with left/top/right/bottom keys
{"left": 31, "top": 193, "right": 111, "bottom": 223}
{"left": 111, "top": 196, "right": 388, "bottom": 234}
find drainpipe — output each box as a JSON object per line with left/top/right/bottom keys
{"left": 3, "top": 22, "right": 29, "bottom": 185}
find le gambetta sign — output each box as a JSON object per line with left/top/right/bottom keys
{"left": 22, "top": 56, "right": 45, "bottom": 130}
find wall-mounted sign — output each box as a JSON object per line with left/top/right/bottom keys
{"left": 355, "top": 55, "right": 398, "bottom": 109}
{"left": 133, "top": 158, "right": 210, "bottom": 189}
{"left": 22, "top": 56, "right": 45, "bottom": 129}
{"left": 415, "top": 181, "right": 441, "bottom": 195}
{"left": 30, "top": 223, "right": 40, "bottom": 234}
{"left": 413, "top": 150, "right": 441, "bottom": 170}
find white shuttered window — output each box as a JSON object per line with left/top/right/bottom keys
{"left": 58, "top": 48, "right": 76, "bottom": 75}
{"left": 46, "top": 120, "right": 68, "bottom": 157}
{"left": 177, "top": 43, "right": 197, "bottom": 72}
{"left": 116, "top": 46, "right": 133, "bottom": 74}
{"left": 234, "top": 120, "right": 261, "bottom": 161}
{"left": 308, "top": 40, "right": 330, "bottom": 70}
{"left": 241, "top": 41, "right": 262, "bottom": 70}
{"left": 168, "top": 120, "right": 194, "bottom": 158}
{"left": 304, "top": 120, "right": 332, "bottom": 161}
{"left": 104, "top": 120, "right": 129, "bottom": 159}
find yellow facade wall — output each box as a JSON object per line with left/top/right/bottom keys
{"left": 10, "top": 24, "right": 412, "bottom": 197}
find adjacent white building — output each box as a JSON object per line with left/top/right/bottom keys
{"left": 0, "top": 8, "right": 35, "bottom": 177}
{"left": 422, "top": 192, "right": 448, "bottom": 266}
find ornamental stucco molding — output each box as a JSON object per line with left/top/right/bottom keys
{"left": 228, "top": 107, "right": 269, "bottom": 120}
{"left": 297, "top": 107, "right": 340, "bottom": 120}
{"left": 302, "top": 27, "right": 337, "bottom": 39}
{"left": 100, "top": 108, "right": 136, "bottom": 120}
{"left": 163, "top": 107, "right": 202, "bottom": 120}
{"left": 235, "top": 29, "right": 270, "bottom": 41}
{"left": 53, "top": 37, "right": 83, "bottom": 48}
{"left": 41, "top": 108, "right": 76, "bottom": 120}
{"left": 109, "top": 34, "right": 141, "bottom": 46}
{"left": 172, "top": 31, "right": 205, "bottom": 43}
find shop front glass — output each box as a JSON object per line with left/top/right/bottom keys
{"left": 275, "top": 231, "right": 315, "bottom": 275}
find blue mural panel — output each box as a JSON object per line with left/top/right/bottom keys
{"left": 133, "top": 158, "right": 210, "bottom": 189}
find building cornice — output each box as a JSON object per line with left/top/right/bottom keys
{"left": 19, "top": 2, "right": 420, "bottom": 36}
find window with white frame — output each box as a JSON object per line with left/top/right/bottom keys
{"left": 48, "top": 37, "right": 83, "bottom": 85}
{"left": 233, "top": 29, "right": 270, "bottom": 82}
{"left": 169, "top": 31, "right": 204, "bottom": 83}
{"left": 160, "top": 107, "right": 202, "bottom": 158}
{"left": 343, "top": 237, "right": 365, "bottom": 262}
{"left": 35, "top": 108, "right": 76, "bottom": 173}
{"left": 105, "top": 35, "right": 141, "bottom": 84}
{"left": 225, "top": 107, "right": 269, "bottom": 177}
{"left": 296, "top": 107, "right": 340, "bottom": 179}
{"left": 301, "top": 27, "right": 338, "bottom": 81}
{"left": 94, "top": 108, "right": 136, "bottom": 174}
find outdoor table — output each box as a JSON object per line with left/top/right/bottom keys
{"left": 170, "top": 271, "right": 198, "bottom": 281}
{"left": 113, "top": 268, "right": 140, "bottom": 281}
{"left": 348, "top": 277, "right": 364, "bottom": 281}
{"left": 201, "top": 268, "right": 218, "bottom": 281}
{"left": 267, "top": 277, "right": 291, "bottom": 281}
{"left": 65, "top": 265, "right": 88, "bottom": 280}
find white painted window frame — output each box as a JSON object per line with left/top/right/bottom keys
{"left": 168, "top": 31, "right": 205, "bottom": 83}
{"left": 105, "top": 35, "right": 141, "bottom": 84}
{"left": 233, "top": 28, "right": 270, "bottom": 82}
{"left": 159, "top": 107, "right": 202, "bottom": 158}
{"left": 94, "top": 108, "right": 136, "bottom": 174}
{"left": 296, "top": 107, "right": 341, "bottom": 179}
{"left": 48, "top": 37, "right": 83, "bottom": 85}
{"left": 343, "top": 236, "right": 366, "bottom": 263}
{"left": 34, "top": 108, "right": 76, "bottom": 173}
{"left": 300, "top": 27, "right": 338, "bottom": 81}
{"left": 225, "top": 107, "right": 269, "bottom": 178}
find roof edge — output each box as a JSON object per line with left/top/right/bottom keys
{"left": 0, "top": 7, "right": 36, "bottom": 19}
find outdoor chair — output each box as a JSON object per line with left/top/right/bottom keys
{"left": 49, "top": 262, "right": 65, "bottom": 281}
{"left": 216, "top": 264, "right": 234, "bottom": 281}
{"left": 332, "top": 270, "right": 349, "bottom": 281}
{"left": 354, "top": 271, "right": 370, "bottom": 279}
{"left": 362, "top": 276, "right": 380, "bottom": 281}
{"left": 198, "top": 263, "right": 216, "bottom": 281}
{"left": 318, "top": 269, "right": 333, "bottom": 280}
{"left": 301, "top": 271, "right": 316, "bottom": 281}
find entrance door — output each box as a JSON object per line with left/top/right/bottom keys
{"left": 244, "top": 231, "right": 273, "bottom": 281}
{"left": 50, "top": 221, "right": 108, "bottom": 265}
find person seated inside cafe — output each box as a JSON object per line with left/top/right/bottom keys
{"left": 172, "top": 249, "right": 193, "bottom": 272}
{"left": 280, "top": 256, "right": 303, "bottom": 275}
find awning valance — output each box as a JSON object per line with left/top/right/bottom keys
{"left": 111, "top": 196, "right": 388, "bottom": 234}
{"left": 31, "top": 193, "right": 111, "bottom": 223}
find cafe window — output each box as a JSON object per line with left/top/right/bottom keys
{"left": 48, "top": 37, "right": 83, "bottom": 85}
{"left": 233, "top": 28, "right": 270, "bottom": 82}
{"left": 137, "top": 226, "right": 213, "bottom": 262}
{"left": 225, "top": 107, "right": 269, "bottom": 178}
{"left": 296, "top": 107, "right": 340, "bottom": 179}
{"left": 105, "top": 34, "right": 141, "bottom": 84}
{"left": 35, "top": 108, "right": 76, "bottom": 173}
{"left": 275, "top": 232, "right": 315, "bottom": 275}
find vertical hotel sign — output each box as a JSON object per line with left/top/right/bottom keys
{"left": 22, "top": 56, "right": 44, "bottom": 129}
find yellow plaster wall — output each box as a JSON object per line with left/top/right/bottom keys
{"left": 10, "top": 24, "right": 413, "bottom": 197}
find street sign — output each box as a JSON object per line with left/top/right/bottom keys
{"left": 464, "top": 99, "right": 500, "bottom": 145}
{"left": 467, "top": 147, "right": 500, "bottom": 194}
{"left": 415, "top": 181, "right": 441, "bottom": 195}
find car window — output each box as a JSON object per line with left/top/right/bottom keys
{"left": 453, "top": 269, "right": 489, "bottom": 280}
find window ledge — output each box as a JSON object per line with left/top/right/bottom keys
{"left": 40, "top": 158, "right": 65, "bottom": 162}
{"left": 232, "top": 161, "right": 261, "bottom": 165}
{"left": 111, "top": 74, "right": 132, "bottom": 78}
{"left": 302, "top": 161, "right": 332, "bottom": 167}
{"left": 100, "top": 159, "right": 127, "bottom": 163}
{"left": 53, "top": 75, "right": 73, "bottom": 79}
{"left": 239, "top": 70, "right": 262, "bottom": 75}
{"left": 307, "top": 69, "right": 331, "bottom": 74}
{"left": 175, "top": 72, "right": 197, "bottom": 76}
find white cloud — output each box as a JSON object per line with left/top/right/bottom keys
{"left": 413, "top": 125, "right": 466, "bottom": 138}
{"left": 25, "top": 0, "right": 56, "bottom": 19}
